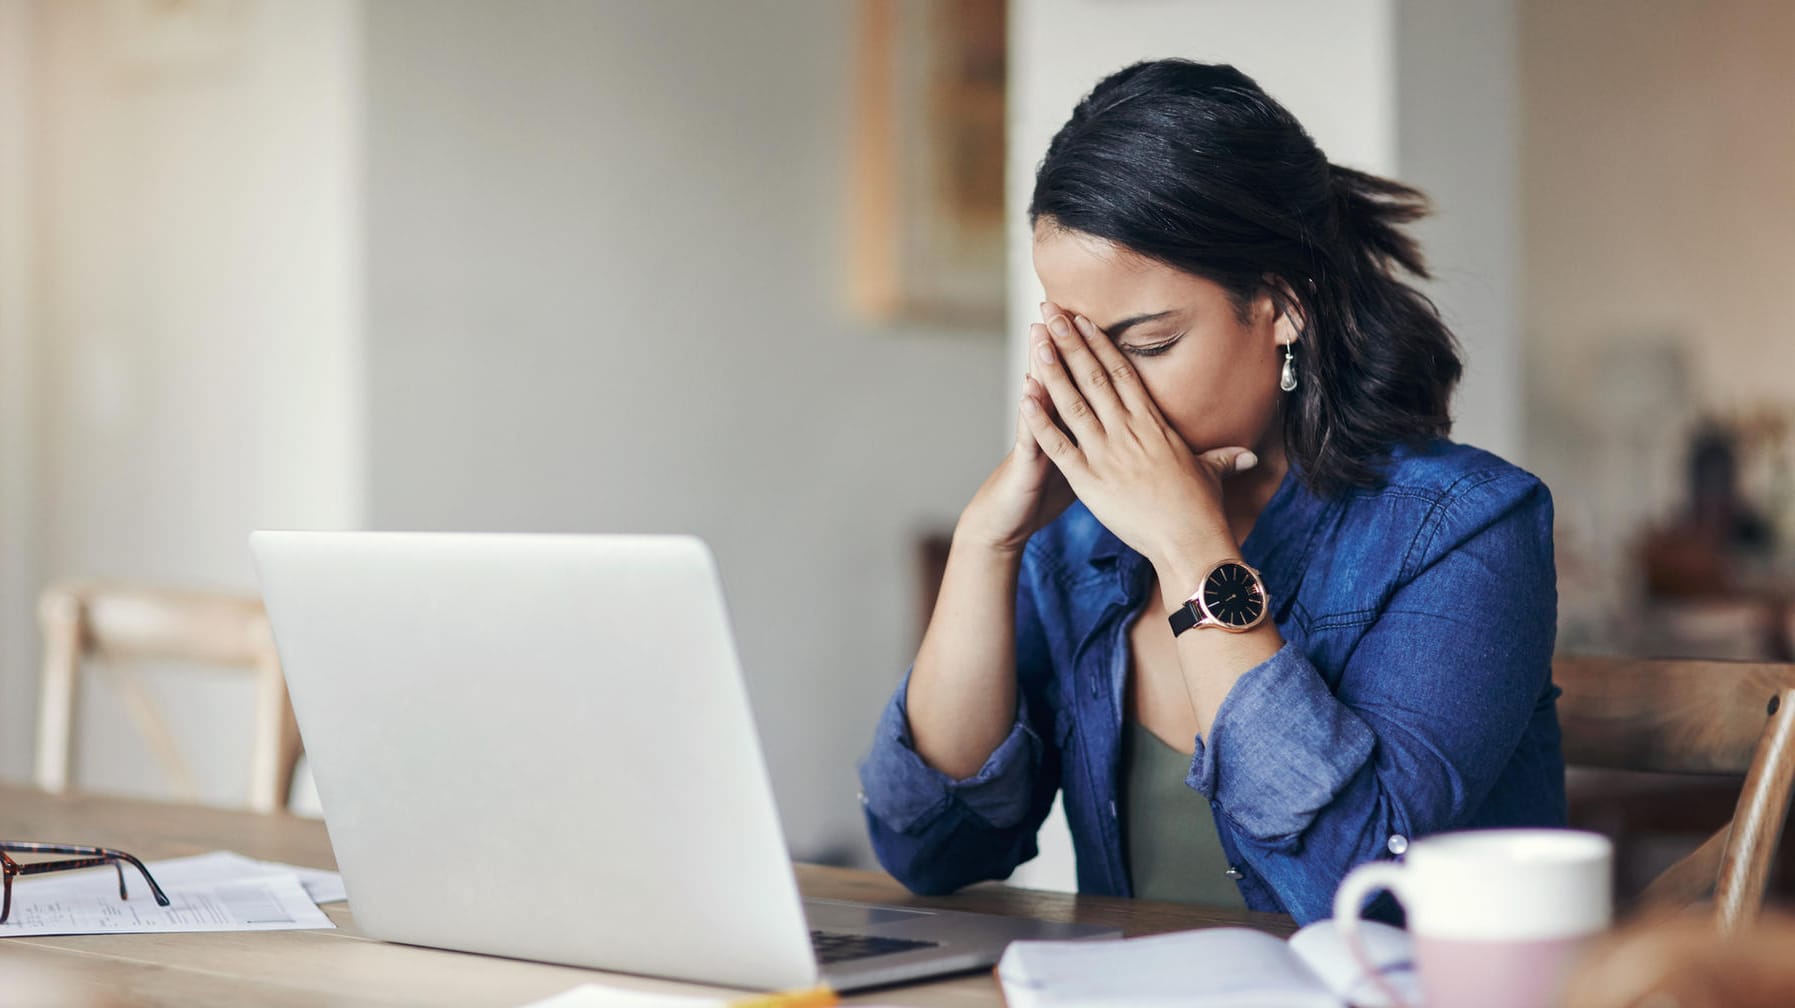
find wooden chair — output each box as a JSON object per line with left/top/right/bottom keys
{"left": 1556, "top": 655, "right": 1795, "bottom": 929}
{"left": 35, "top": 582, "right": 302, "bottom": 814}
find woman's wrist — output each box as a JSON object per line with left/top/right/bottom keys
{"left": 951, "top": 507, "right": 1032, "bottom": 560}
{"left": 1148, "top": 527, "right": 1242, "bottom": 610}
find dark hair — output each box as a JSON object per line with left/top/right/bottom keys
{"left": 1028, "top": 59, "right": 1461, "bottom": 497}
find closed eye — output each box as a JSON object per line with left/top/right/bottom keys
{"left": 1119, "top": 332, "right": 1185, "bottom": 357}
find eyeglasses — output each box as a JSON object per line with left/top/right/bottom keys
{"left": 1, "top": 842, "right": 170, "bottom": 924}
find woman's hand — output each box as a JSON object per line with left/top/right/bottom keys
{"left": 1019, "top": 303, "right": 1253, "bottom": 573}
{"left": 955, "top": 374, "right": 1078, "bottom": 556}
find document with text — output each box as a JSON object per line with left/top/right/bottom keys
{"left": 0, "top": 852, "right": 336, "bottom": 937}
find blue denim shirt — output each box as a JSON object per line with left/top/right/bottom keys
{"left": 858, "top": 439, "right": 1565, "bottom": 924}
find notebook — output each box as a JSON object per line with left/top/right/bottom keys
{"left": 996, "top": 918, "right": 1417, "bottom": 1008}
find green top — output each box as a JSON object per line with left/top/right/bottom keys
{"left": 1120, "top": 720, "right": 1248, "bottom": 908}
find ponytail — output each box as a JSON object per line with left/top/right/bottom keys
{"left": 1326, "top": 163, "right": 1431, "bottom": 281}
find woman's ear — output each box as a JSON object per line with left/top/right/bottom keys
{"left": 1264, "top": 275, "right": 1307, "bottom": 347}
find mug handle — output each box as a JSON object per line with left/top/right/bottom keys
{"left": 1331, "top": 861, "right": 1417, "bottom": 1008}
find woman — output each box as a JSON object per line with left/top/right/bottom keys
{"left": 857, "top": 59, "right": 1564, "bottom": 924}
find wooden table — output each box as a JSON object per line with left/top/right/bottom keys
{"left": 0, "top": 785, "right": 1294, "bottom": 1007}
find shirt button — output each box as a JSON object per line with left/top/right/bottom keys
{"left": 1089, "top": 680, "right": 1100, "bottom": 698}
{"left": 857, "top": 791, "right": 868, "bottom": 806}
{"left": 1224, "top": 867, "right": 1244, "bottom": 880}
{"left": 1108, "top": 800, "right": 1118, "bottom": 819}
{"left": 1387, "top": 834, "right": 1409, "bottom": 856}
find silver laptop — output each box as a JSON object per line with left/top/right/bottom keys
{"left": 250, "top": 531, "right": 1116, "bottom": 991}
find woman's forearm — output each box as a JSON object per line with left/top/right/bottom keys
{"left": 903, "top": 531, "right": 1025, "bottom": 780}
{"left": 1150, "top": 540, "right": 1285, "bottom": 738}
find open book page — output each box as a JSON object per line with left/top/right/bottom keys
{"left": 997, "top": 927, "right": 1339, "bottom": 1008}
{"left": 1287, "top": 919, "right": 1419, "bottom": 1008}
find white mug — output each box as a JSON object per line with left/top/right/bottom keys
{"left": 1332, "top": 829, "right": 1613, "bottom": 1008}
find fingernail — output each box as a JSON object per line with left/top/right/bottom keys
{"left": 1072, "top": 315, "right": 1093, "bottom": 334}
{"left": 1048, "top": 316, "right": 1071, "bottom": 337}
{"left": 1021, "top": 395, "right": 1041, "bottom": 414}
{"left": 1235, "top": 451, "right": 1259, "bottom": 472}
{"left": 1036, "top": 343, "right": 1054, "bottom": 363}
{"left": 1038, "top": 301, "right": 1050, "bottom": 316}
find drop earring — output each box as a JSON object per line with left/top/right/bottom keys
{"left": 1279, "top": 343, "right": 1298, "bottom": 392}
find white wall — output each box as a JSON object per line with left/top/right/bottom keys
{"left": 1396, "top": 0, "right": 1522, "bottom": 461}
{"left": 7, "top": 0, "right": 363, "bottom": 800}
{"left": 0, "top": 0, "right": 42, "bottom": 778}
{"left": 360, "top": 0, "right": 1008, "bottom": 864}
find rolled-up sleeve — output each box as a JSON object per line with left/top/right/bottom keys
{"left": 1188, "top": 471, "right": 1560, "bottom": 922}
{"left": 1188, "top": 642, "right": 1377, "bottom": 840}
{"left": 859, "top": 670, "right": 1043, "bottom": 834}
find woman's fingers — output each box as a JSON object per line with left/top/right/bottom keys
{"left": 1039, "top": 304, "right": 1127, "bottom": 428}
{"left": 1013, "top": 381, "right": 1040, "bottom": 459}
{"left": 1029, "top": 322, "right": 1105, "bottom": 444}
{"left": 1196, "top": 446, "right": 1259, "bottom": 479}
{"left": 1020, "top": 378, "right": 1088, "bottom": 475}
{"left": 1069, "top": 314, "right": 1158, "bottom": 420}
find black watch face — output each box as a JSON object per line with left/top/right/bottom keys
{"left": 1203, "top": 563, "right": 1265, "bottom": 628}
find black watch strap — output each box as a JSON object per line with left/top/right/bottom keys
{"left": 1168, "top": 600, "right": 1204, "bottom": 637}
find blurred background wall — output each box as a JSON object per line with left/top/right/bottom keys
{"left": 1, "top": 0, "right": 364, "bottom": 798}
{"left": 0, "top": 0, "right": 38, "bottom": 789}
{"left": 1, "top": 0, "right": 1792, "bottom": 878}
{"left": 1522, "top": 0, "right": 1795, "bottom": 655}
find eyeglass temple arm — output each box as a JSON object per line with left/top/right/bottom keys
{"left": 1, "top": 844, "right": 171, "bottom": 907}
{"left": 108, "top": 849, "right": 171, "bottom": 906}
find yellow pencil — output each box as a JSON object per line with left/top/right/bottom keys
{"left": 727, "top": 985, "right": 838, "bottom": 1008}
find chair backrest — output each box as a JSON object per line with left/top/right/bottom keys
{"left": 1555, "top": 655, "right": 1795, "bottom": 929}
{"left": 35, "top": 581, "right": 302, "bottom": 814}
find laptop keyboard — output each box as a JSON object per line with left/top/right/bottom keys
{"left": 809, "top": 929, "right": 940, "bottom": 965}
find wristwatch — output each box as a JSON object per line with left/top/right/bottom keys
{"left": 1168, "top": 559, "right": 1269, "bottom": 636}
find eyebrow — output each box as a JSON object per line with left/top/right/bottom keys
{"left": 1098, "top": 310, "right": 1177, "bottom": 340}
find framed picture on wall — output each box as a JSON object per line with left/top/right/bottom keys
{"left": 849, "top": 0, "right": 1007, "bottom": 328}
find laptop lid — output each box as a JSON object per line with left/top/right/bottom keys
{"left": 252, "top": 531, "right": 820, "bottom": 990}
